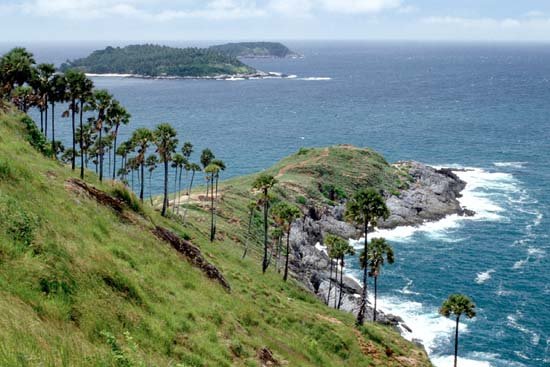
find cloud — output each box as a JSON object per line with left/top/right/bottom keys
{"left": 320, "top": 0, "right": 401, "bottom": 14}
{"left": 423, "top": 16, "right": 521, "bottom": 29}
{"left": 524, "top": 10, "right": 544, "bottom": 18}
{"left": 268, "top": 0, "right": 313, "bottom": 16}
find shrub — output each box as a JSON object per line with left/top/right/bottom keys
{"left": 0, "top": 195, "right": 39, "bottom": 246}
{"left": 111, "top": 184, "right": 144, "bottom": 214}
{"left": 20, "top": 116, "right": 53, "bottom": 156}
{"left": 296, "top": 196, "right": 307, "bottom": 205}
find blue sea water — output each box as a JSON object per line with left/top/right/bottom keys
{"left": 3, "top": 41, "right": 549, "bottom": 367}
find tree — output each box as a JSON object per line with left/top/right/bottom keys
{"left": 271, "top": 202, "right": 300, "bottom": 281}
{"left": 48, "top": 74, "right": 67, "bottom": 153}
{"left": 154, "top": 123, "right": 178, "bottom": 216}
{"left": 205, "top": 162, "right": 221, "bottom": 242}
{"left": 171, "top": 153, "right": 186, "bottom": 214}
{"left": 86, "top": 89, "right": 113, "bottom": 181}
{"left": 78, "top": 77, "right": 94, "bottom": 179}
{"left": 439, "top": 294, "right": 476, "bottom": 367}
{"left": 116, "top": 140, "right": 132, "bottom": 182}
{"left": 252, "top": 174, "right": 277, "bottom": 273}
{"left": 345, "top": 188, "right": 389, "bottom": 325}
{"left": 130, "top": 128, "right": 154, "bottom": 202}
{"left": 29, "top": 63, "right": 55, "bottom": 134}
{"left": 200, "top": 148, "right": 215, "bottom": 198}
{"left": 0, "top": 48, "right": 35, "bottom": 97}
{"left": 182, "top": 162, "right": 201, "bottom": 224}
{"left": 324, "top": 234, "right": 354, "bottom": 308}
{"left": 63, "top": 69, "right": 88, "bottom": 170}
{"left": 107, "top": 100, "right": 131, "bottom": 180}
{"left": 242, "top": 201, "right": 257, "bottom": 259}
{"left": 364, "top": 238, "right": 394, "bottom": 321}
{"left": 145, "top": 154, "right": 158, "bottom": 205}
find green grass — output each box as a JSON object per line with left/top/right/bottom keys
{"left": 0, "top": 110, "right": 431, "bottom": 367}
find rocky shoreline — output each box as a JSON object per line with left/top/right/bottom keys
{"left": 85, "top": 71, "right": 296, "bottom": 81}
{"left": 286, "top": 161, "right": 473, "bottom": 340}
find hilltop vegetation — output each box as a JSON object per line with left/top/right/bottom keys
{"left": 60, "top": 44, "right": 256, "bottom": 77}
{"left": 0, "top": 110, "right": 432, "bottom": 366}
{"left": 208, "top": 42, "right": 299, "bottom": 58}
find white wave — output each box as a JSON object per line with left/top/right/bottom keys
{"left": 513, "top": 258, "right": 528, "bottom": 269}
{"left": 431, "top": 355, "right": 492, "bottom": 367}
{"left": 86, "top": 73, "right": 135, "bottom": 77}
{"left": 475, "top": 269, "right": 495, "bottom": 284}
{"left": 507, "top": 313, "right": 540, "bottom": 346}
{"left": 298, "top": 77, "right": 332, "bottom": 81}
{"left": 493, "top": 162, "right": 527, "bottom": 169}
{"left": 397, "top": 279, "right": 421, "bottom": 296}
{"left": 287, "top": 74, "right": 298, "bottom": 79}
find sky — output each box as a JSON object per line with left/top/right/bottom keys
{"left": 2, "top": 0, "right": 550, "bottom": 42}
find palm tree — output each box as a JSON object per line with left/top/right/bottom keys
{"left": 439, "top": 294, "right": 476, "bottom": 367}
{"left": 154, "top": 123, "right": 178, "bottom": 216}
{"left": 78, "top": 77, "right": 94, "bottom": 179}
{"left": 271, "top": 201, "right": 301, "bottom": 281}
{"left": 252, "top": 174, "right": 277, "bottom": 273}
{"left": 205, "top": 162, "right": 221, "bottom": 242}
{"left": 324, "top": 234, "right": 353, "bottom": 308}
{"left": 345, "top": 188, "right": 389, "bottom": 325}
{"left": 130, "top": 128, "right": 154, "bottom": 202}
{"left": 0, "top": 48, "right": 35, "bottom": 97}
{"left": 145, "top": 154, "right": 158, "bottom": 205}
{"left": 171, "top": 153, "right": 186, "bottom": 213}
{"left": 116, "top": 140, "right": 132, "bottom": 182}
{"left": 336, "top": 240, "right": 355, "bottom": 310}
{"left": 200, "top": 148, "right": 215, "bottom": 198}
{"left": 86, "top": 89, "right": 113, "bottom": 181}
{"left": 242, "top": 201, "right": 257, "bottom": 259}
{"left": 324, "top": 234, "right": 339, "bottom": 305}
{"left": 182, "top": 162, "right": 201, "bottom": 224}
{"left": 48, "top": 74, "right": 67, "bottom": 154}
{"left": 364, "top": 238, "right": 394, "bottom": 321}
{"left": 181, "top": 141, "right": 194, "bottom": 163}
{"left": 107, "top": 100, "right": 131, "bottom": 180}
{"left": 63, "top": 69, "right": 88, "bottom": 170}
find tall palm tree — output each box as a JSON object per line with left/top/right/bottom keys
{"left": 86, "top": 89, "right": 113, "bottom": 181}
{"left": 63, "top": 69, "right": 87, "bottom": 170}
{"left": 324, "top": 234, "right": 353, "bottom": 308}
{"left": 154, "top": 123, "right": 178, "bottom": 216}
{"left": 439, "top": 294, "right": 477, "bottom": 367}
{"left": 200, "top": 148, "right": 215, "bottom": 198}
{"left": 364, "top": 237, "right": 394, "bottom": 321}
{"left": 171, "top": 153, "right": 186, "bottom": 213}
{"left": 336, "top": 240, "right": 355, "bottom": 310}
{"left": 271, "top": 201, "right": 300, "bottom": 281}
{"left": 0, "top": 47, "right": 35, "bottom": 97}
{"left": 145, "top": 154, "right": 158, "bottom": 205}
{"left": 78, "top": 77, "right": 94, "bottom": 179}
{"left": 324, "top": 234, "right": 340, "bottom": 305}
{"left": 106, "top": 100, "right": 131, "bottom": 180}
{"left": 205, "top": 162, "right": 221, "bottom": 242}
{"left": 182, "top": 162, "right": 201, "bottom": 225}
{"left": 48, "top": 74, "right": 67, "bottom": 154}
{"left": 33, "top": 64, "right": 55, "bottom": 137}
{"left": 242, "top": 201, "right": 257, "bottom": 259}
{"left": 345, "top": 188, "right": 389, "bottom": 325}
{"left": 252, "top": 174, "right": 277, "bottom": 273}
{"left": 116, "top": 140, "right": 132, "bottom": 182}
{"left": 130, "top": 128, "right": 154, "bottom": 202}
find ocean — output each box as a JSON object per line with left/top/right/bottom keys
{"left": 2, "top": 40, "right": 548, "bottom": 367}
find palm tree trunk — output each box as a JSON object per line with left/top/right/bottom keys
{"left": 357, "top": 220, "right": 369, "bottom": 325}
{"left": 112, "top": 125, "right": 119, "bottom": 180}
{"left": 40, "top": 109, "right": 43, "bottom": 133}
{"left": 454, "top": 317, "right": 460, "bottom": 367}
{"left": 373, "top": 276, "right": 378, "bottom": 322}
{"left": 183, "top": 170, "right": 195, "bottom": 225}
{"left": 337, "top": 256, "right": 344, "bottom": 309}
{"left": 177, "top": 166, "right": 183, "bottom": 215}
{"left": 71, "top": 99, "right": 76, "bottom": 170}
{"left": 262, "top": 189, "right": 269, "bottom": 274}
{"left": 162, "top": 160, "right": 169, "bottom": 216}
{"left": 79, "top": 101, "right": 84, "bottom": 179}
{"left": 242, "top": 208, "right": 253, "bottom": 259}
{"left": 51, "top": 102, "right": 55, "bottom": 154}
{"left": 139, "top": 162, "right": 145, "bottom": 202}
{"left": 44, "top": 98, "right": 48, "bottom": 138}
{"left": 98, "top": 128, "right": 103, "bottom": 181}
{"left": 149, "top": 172, "right": 153, "bottom": 205}
{"left": 210, "top": 175, "right": 215, "bottom": 242}
{"left": 327, "top": 258, "right": 333, "bottom": 305}
{"left": 334, "top": 258, "right": 339, "bottom": 309}
{"left": 283, "top": 227, "right": 291, "bottom": 281}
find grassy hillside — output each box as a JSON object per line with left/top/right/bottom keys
{"left": 0, "top": 110, "right": 431, "bottom": 367}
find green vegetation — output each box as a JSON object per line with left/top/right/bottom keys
{"left": 0, "top": 110, "right": 432, "bottom": 367}
{"left": 208, "top": 42, "right": 298, "bottom": 58}
{"left": 365, "top": 238, "right": 395, "bottom": 322}
{"left": 325, "top": 235, "right": 355, "bottom": 309}
{"left": 60, "top": 44, "right": 256, "bottom": 77}
{"left": 439, "top": 295, "right": 477, "bottom": 367}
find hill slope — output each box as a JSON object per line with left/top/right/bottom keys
{"left": 0, "top": 110, "right": 431, "bottom": 366}
{"left": 60, "top": 44, "right": 256, "bottom": 77}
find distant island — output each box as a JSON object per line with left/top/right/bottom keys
{"left": 60, "top": 42, "right": 299, "bottom": 79}
{"left": 208, "top": 42, "right": 300, "bottom": 59}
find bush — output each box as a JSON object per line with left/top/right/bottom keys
{"left": 0, "top": 195, "right": 39, "bottom": 246}
{"left": 20, "top": 116, "right": 53, "bottom": 156}
{"left": 296, "top": 196, "right": 307, "bottom": 205}
{"left": 111, "top": 184, "right": 144, "bottom": 214}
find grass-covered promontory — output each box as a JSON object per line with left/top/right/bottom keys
{"left": 0, "top": 110, "right": 431, "bottom": 366}
{"left": 60, "top": 44, "right": 256, "bottom": 77}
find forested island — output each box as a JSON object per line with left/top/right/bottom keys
{"left": 209, "top": 42, "right": 300, "bottom": 58}
{"left": 60, "top": 44, "right": 257, "bottom": 78}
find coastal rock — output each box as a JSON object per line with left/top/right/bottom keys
{"left": 285, "top": 162, "right": 470, "bottom": 334}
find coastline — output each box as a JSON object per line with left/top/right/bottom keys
{"left": 85, "top": 71, "right": 299, "bottom": 81}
